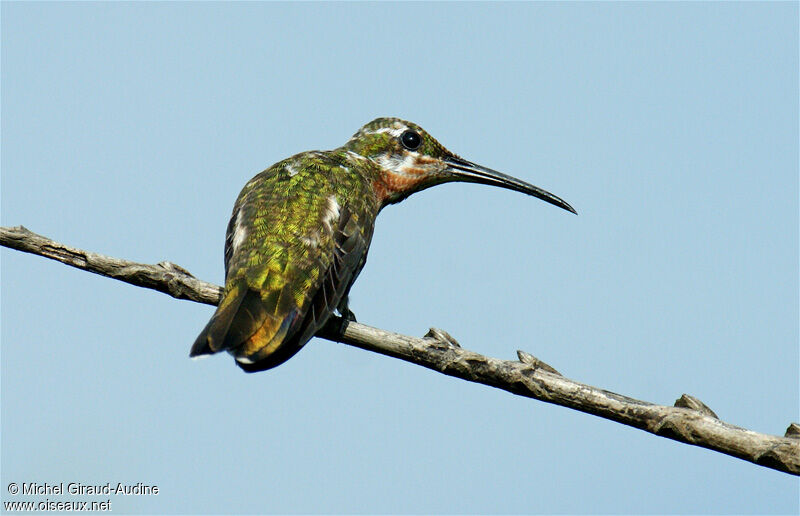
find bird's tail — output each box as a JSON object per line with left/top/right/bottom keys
{"left": 190, "top": 280, "right": 301, "bottom": 372}
{"left": 190, "top": 281, "right": 256, "bottom": 358}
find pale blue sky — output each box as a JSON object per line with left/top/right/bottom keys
{"left": 2, "top": 2, "right": 797, "bottom": 514}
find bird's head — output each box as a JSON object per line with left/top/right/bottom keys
{"left": 343, "top": 117, "right": 576, "bottom": 213}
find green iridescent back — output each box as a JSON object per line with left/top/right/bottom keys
{"left": 191, "top": 147, "right": 383, "bottom": 371}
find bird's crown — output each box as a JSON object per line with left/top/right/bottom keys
{"left": 343, "top": 117, "right": 451, "bottom": 163}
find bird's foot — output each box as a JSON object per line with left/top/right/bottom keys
{"left": 336, "top": 296, "right": 357, "bottom": 323}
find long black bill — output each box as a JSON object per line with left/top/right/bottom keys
{"left": 446, "top": 156, "right": 577, "bottom": 214}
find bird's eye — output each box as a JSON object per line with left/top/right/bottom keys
{"left": 400, "top": 130, "right": 422, "bottom": 151}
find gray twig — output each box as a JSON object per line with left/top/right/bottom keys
{"left": 2, "top": 225, "right": 798, "bottom": 476}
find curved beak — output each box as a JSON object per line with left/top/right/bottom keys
{"left": 445, "top": 156, "right": 577, "bottom": 214}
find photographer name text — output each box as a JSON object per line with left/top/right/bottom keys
{"left": 19, "top": 482, "right": 158, "bottom": 496}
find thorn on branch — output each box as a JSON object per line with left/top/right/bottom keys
{"left": 516, "top": 350, "right": 561, "bottom": 376}
{"left": 425, "top": 328, "right": 460, "bottom": 348}
{"left": 157, "top": 261, "right": 195, "bottom": 277}
{"left": 674, "top": 394, "right": 719, "bottom": 419}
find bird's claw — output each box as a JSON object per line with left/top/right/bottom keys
{"left": 337, "top": 296, "right": 357, "bottom": 322}
{"left": 341, "top": 307, "right": 357, "bottom": 322}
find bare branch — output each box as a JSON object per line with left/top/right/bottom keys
{"left": 1, "top": 225, "right": 221, "bottom": 305}
{"left": 2, "top": 225, "right": 798, "bottom": 476}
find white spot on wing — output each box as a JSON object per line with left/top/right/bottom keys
{"left": 231, "top": 207, "right": 247, "bottom": 254}
{"left": 300, "top": 236, "right": 319, "bottom": 248}
{"left": 236, "top": 355, "right": 255, "bottom": 364}
{"left": 300, "top": 229, "right": 321, "bottom": 249}
{"left": 322, "top": 194, "right": 340, "bottom": 231}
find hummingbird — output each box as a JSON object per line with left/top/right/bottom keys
{"left": 191, "top": 117, "right": 575, "bottom": 372}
